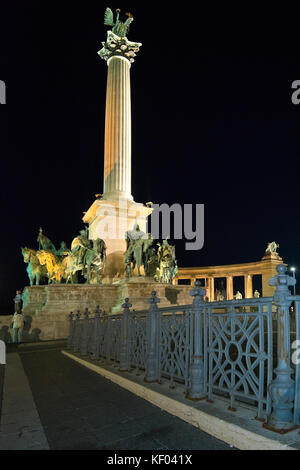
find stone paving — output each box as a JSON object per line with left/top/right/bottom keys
{"left": 0, "top": 342, "right": 233, "bottom": 450}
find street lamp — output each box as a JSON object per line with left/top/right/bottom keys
{"left": 290, "top": 267, "right": 296, "bottom": 296}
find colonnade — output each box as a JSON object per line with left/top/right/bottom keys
{"left": 173, "top": 254, "right": 284, "bottom": 300}
{"left": 176, "top": 274, "right": 254, "bottom": 301}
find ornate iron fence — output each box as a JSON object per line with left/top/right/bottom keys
{"left": 206, "top": 300, "right": 273, "bottom": 420}
{"left": 129, "top": 312, "right": 147, "bottom": 372}
{"left": 160, "top": 308, "right": 190, "bottom": 391}
{"left": 67, "top": 264, "right": 300, "bottom": 434}
{"left": 293, "top": 297, "right": 300, "bottom": 425}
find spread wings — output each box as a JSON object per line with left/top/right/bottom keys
{"left": 104, "top": 7, "right": 114, "bottom": 26}
{"left": 123, "top": 17, "right": 133, "bottom": 35}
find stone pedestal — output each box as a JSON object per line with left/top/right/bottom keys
{"left": 261, "top": 252, "right": 284, "bottom": 297}
{"left": 21, "top": 284, "right": 120, "bottom": 341}
{"left": 83, "top": 197, "right": 151, "bottom": 279}
{"left": 111, "top": 278, "right": 193, "bottom": 313}
{"left": 2, "top": 282, "right": 192, "bottom": 342}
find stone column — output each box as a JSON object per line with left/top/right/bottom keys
{"left": 83, "top": 31, "right": 152, "bottom": 280}
{"left": 98, "top": 31, "right": 141, "bottom": 201}
{"left": 244, "top": 274, "right": 253, "bottom": 298}
{"left": 207, "top": 277, "right": 214, "bottom": 302}
{"left": 226, "top": 276, "right": 233, "bottom": 300}
{"left": 103, "top": 55, "right": 132, "bottom": 201}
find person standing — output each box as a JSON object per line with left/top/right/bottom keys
{"left": 14, "top": 290, "right": 22, "bottom": 313}
{"left": 11, "top": 311, "right": 24, "bottom": 343}
{"left": 12, "top": 290, "right": 23, "bottom": 343}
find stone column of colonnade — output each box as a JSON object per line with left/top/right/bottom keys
{"left": 226, "top": 276, "right": 234, "bottom": 300}
{"left": 207, "top": 277, "right": 215, "bottom": 301}
{"left": 103, "top": 55, "right": 133, "bottom": 200}
{"left": 244, "top": 274, "right": 253, "bottom": 298}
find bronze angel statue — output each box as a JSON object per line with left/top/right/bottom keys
{"left": 103, "top": 8, "right": 133, "bottom": 37}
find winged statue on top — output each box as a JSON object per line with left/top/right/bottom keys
{"left": 103, "top": 8, "right": 134, "bottom": 37}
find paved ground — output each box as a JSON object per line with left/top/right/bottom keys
{"left": 0, "top": 342, "right": 234, "bottom": 450}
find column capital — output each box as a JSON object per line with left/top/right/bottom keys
{"left": 98, "top": 31, "right": 142, "bottom": 65}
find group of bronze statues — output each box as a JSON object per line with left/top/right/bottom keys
{"left": 21, "top": 228, "right": 106, "bottom": 286}
{"left": 124, "top": 225, "right": 178, "bottom": 283}
{"left": 21, "top": 226, "right": 178, "bottom": 286}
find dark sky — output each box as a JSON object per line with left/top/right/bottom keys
{"left": 1, "top": 1, "right": 300, "bottom": 313}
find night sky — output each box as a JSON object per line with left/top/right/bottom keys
{"left": 1, "top": 1, "right": 300, "bottom": 313}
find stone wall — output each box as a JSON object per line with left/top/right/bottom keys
{"left": 0, "top": 282, "right": 193, "bottom": 342}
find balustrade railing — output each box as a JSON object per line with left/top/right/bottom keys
{"left": 67, "top": 264, "right": 300, "bottom": 434}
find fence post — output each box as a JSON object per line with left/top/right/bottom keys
{"left": 67, "top": 312, "right": 74, "bottom": 350}
{"left": 144, "top": 291, "right": 161, "bottom": 383}
{"left": 264, "top": 264, "right": 296, "bottom": 432}
{"left": 80, "top": 308, "right": 90, "bottom": 356}
{"left": 119, "top": 298, "right": 132, "bottom": 371}
{"left": 187, "top": 280, "right": 207, "bottom": 400}
{"left": 105, "top": 316, "right": 112, "bottom": 361}
{"left": 91, "top": 306, "right": 101, "bottom": 359}
{"left": 73, "top": 311, "right": 81, "bottom": 352}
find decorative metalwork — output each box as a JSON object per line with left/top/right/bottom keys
{"left": 293, "top": 297, "right": 300, "bottom": 425}
{"left": 145, "top": 291, "right": 161, "bottom": 382}
{"left": 80, "top": 308, "right": 90, "bottom": 356}
{"left": 67, "top": 312, "right": 74, "bottom": 349}
{"left": 129, "top": 312, "right": 147, "bottom": 372}
{"left": 67, "top": 264, "right": 300, "bottom": 432}
{"left": 106, "top": 315, "right": 122, "bottom": 363}
{"left": 207, "top": 301, "right": 273, "bottom": 419}
{"left": 266, "top": 265, "right": 296, "bottom": 431}
{"left": 188, "top": 280, "right": 207, "bottom": 399}
{"left": 73, "top": 311, "right": 82, "bottom": 353}
{"left": 160, "top": 309, "right": 190, "bottom": 390}
{"left": 98, "top": 314, "right": 108, "bottom": 359}
{"left": 88, "top": 306, "right": 101, "bottom": 358}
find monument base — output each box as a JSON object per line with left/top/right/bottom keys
{"left": 83, "top": 197, "right": 152, "bottom": 280}
{"left": 110, "top": 277, "right": 193, "bottom": 313}
{"left": 0, "top": 281, "right": 193, "bottom": 342}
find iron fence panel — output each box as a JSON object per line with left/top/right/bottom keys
{"left": 129, "top": 313, "right": 147, "bottom": 371}
{"left": 207, "top": 301, "right": 273, "bottom": 419}
{"left": 160, "top": 309, "right": 190, "bottom": 389}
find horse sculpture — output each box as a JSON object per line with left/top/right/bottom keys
{"left": 22, "top": 227, "right": 106, "bottom": 285}
{"left": 36, "top": 250, "right": 64, "bottom": 283}
{"left": 36, "top": 240, "right": 106, "bottom": 285}
{"left": 84, "top": 239, "right": 106, "bottom": 284}
{"left": 21, "top": 247, "right": 48, "bottom": 286}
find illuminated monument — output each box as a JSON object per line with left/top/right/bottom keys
{"left": 83, "top": 9, "right": 151, "bottom": 279}
{"left": 0, "top": 10, "right": 285, "bottom": 342}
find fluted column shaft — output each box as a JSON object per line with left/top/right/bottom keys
{"left": 207, "top": 277, "right": 214, "bottom": 302}
{"left": 104, "top": 56, "right": 132, "bottom": 200}
{"left": 226, "top": 276, "right": 234, "bottom": 300}
{"left": 244, "top": 274, "right": 253, "bottom": 298}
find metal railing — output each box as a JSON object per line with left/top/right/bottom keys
{"left": 67, "top": 264, "right": 300, "bottom": 434}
